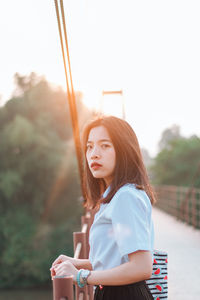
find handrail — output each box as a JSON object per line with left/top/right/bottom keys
{"left": 73, "top": 222, "right": 88, "bottom": 258}
{"left": 154, "top": 185, "right": 200, "bottom": 229}
{"left": 74, "top": 242, "right": 82, "bottom": 260}
{"left": 81, "top": 223, "right": 88, "bottom": 234}
{"left": 53, "top": 208, "right": 95, "bottom": 300}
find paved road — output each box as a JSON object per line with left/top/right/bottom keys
{"left": 152, "top": 207, "right": 200, "bottom": 300}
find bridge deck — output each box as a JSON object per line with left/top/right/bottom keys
{"left": 153, "top": 207, "right": 200, "bottom": 300}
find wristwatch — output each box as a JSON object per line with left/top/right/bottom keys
{"left": 80, "top": 269, "right": 91, "bottom": 286}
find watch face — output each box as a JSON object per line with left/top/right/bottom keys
{"left": 82, "top": 270, "right": 90, "bottom": 278}
{"left": 83, "top": 270, "right": 90, "bottom": 277}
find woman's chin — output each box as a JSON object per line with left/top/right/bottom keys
{"left": 93, "top": 174, "right": 103, "bottom": 179}
{"left": 92, "top": 172, "right": 104, "bottom": 179}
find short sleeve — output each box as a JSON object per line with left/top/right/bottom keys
{"left": 111, "top": 188, "right": 152, "bottom": 257}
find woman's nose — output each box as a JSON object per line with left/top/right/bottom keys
{"left": 91, "top": 146, "right": 100, "bottom": 158}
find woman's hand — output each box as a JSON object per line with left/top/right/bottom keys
{"left": 53, "top": 260, "right": 79, "bottom": 284}
{"left": 50, "top": 255, "right": 78, "bottom": 279}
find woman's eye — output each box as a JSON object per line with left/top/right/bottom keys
{"left": 101, "top": 144, "right": 110, "bottom": 149}
{"left": 86, "top": 145, "right": 92, "bottom": 150}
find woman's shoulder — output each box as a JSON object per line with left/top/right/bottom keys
{"left": 115, "top": 183, "right": 142, "bottom": 197}
{"left": 112, "top": 183, "right": 151, "bottom": 208}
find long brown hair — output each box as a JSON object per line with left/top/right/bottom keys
{"left": 82, "top": 115, "right": 156, "bottom": 208}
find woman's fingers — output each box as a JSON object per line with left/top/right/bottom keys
{"left": 54, "top": 266, "right": 65, "bottom": 276}
{"left": 54, "top": 262, "right": 65, "bottom": 274}
{"left": 51, "top": 268, "right": 56, "bottom": 277}
{"left": 55, "top": 261, "right": 75, "bottom": 277}
{"left": 52, "top": 257, "right": 63, "bottom": 267}
{"left": 50, "top": 261, "right": 62, "bottom": 279}
{"left": 50, "top": 261, "right": 62, "bottom": 278}
{"left": 50, "top": 262, "right": 61, "bottom": 271}
{"left": 53, "top": 261, "right": 70, "bottom": 275}
{"left": 51, "top": 261, "right": 78, "bottom": 282}
{"left": 52, "top": 254, "right": 68, "bottom": 267}
{"left": 50, "top": 256, "right": 76, "bottom": 280}
{"left": 50, "top": 259, "right": 64, "bottom": 280}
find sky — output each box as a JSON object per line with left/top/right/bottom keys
{"left": 0, "top": 0, "right": 200, "bottom": 157}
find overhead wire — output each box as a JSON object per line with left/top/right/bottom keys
{"left": 54, "top": 0, "right": 85, "bottom": 200}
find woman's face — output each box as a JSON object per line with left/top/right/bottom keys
{"left": 86, "top": 126, "right": 116, "bottom": 187}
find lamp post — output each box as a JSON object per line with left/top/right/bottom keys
{"left": 101, "top": 90, "right": 126, "bottom": 120}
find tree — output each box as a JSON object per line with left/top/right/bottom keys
{"left": 12, "top": 72, "right": 42, "bottom": 97}
{"left": 158, "top": 124, "right": 181, "bottom": 151}
{"left": 0, "top": 73, "right": 92, "bottom": 288}
{"left": 151, "top": 134, "right": 200, "bottom": 188}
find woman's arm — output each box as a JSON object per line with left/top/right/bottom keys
{"left": 87, "top": 250, "right": 152, "bottom": 286}
{"left": 76, "top": 259, "right": 93, "bottom": 270}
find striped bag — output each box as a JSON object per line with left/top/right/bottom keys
{"left": 145, "top": 250, "right": 168, "bottom": 300}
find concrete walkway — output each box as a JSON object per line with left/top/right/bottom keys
{"left": 152, "top": 207, "right": 200, "bottom": 300}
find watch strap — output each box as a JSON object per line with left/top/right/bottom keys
{"left": 77, "top": 269, "right": 85, "bottom": 288}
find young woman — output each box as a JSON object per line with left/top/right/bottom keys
{"left": 50, "top": 116, "right": 156, "bottom": 300}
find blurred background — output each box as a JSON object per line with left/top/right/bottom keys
{"left": 0, "top": 0, "right": 200, "bottom": 299}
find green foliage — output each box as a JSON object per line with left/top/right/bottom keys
{"left": 151, "top": 135, "right": 200, "bottom": 188}
{"left": 0, "top": 73, "right": 91, "bottom": 288}
{"left": 0, "top": 210, "right": 36, "bottom": 287}
{"left": 0, "top": 170, "right": 23, "bottom": 200}
{"left": 158, "top": 124, "right": 181, "bottom": 151}
{"left": 0, "top": 209, "right": 77, "bottom": 287}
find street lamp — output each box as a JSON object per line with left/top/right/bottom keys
{"left": 100, "top": 90, "right": 126, "bottom": 120}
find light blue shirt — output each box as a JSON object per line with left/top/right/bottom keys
{"left": 89, "top": 183, "right": 155, "bottom": 271}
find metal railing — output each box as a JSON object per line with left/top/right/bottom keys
{"left": 53, "top": 209, "right": 96, "bottom": 300}
{"left": 154, "top": 185, "right": 200, "bottom": 229}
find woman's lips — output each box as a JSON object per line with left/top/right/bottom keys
{"left": 91, "top": 162, "right": 102, "bottom": 169}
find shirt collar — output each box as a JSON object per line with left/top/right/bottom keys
{"left": 103, "top": 185, "right": 111, "bottom": 198}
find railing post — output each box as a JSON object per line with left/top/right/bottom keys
{"left": 73, "top": 232, "right": 87, "bottom": 259}
{"left": 53, "top": 276, "right": 74, "bottom": 300}
{"left": 52, "top": 208, "right": 97, "bottom": 300}
{"left": 171, "top": 186, "right": 176, "bottom": 217}
{"left": 84, "top": 210, "right": 96, "bottom": 300}
{"left": 73, "top": 232, "right": 89, "bottom": 300}
{"left": 86, "top": 208, "right": 96, "bottom": 224}
{"left": 80, "top": 215, "right": 94, "bottom": 300}
{"left": 197, "top": 191, "right": 200, "bottom": 229}
{"left": 179, "top": 186, "right": 184, "bottom": 221}
{"left": 176, "top": 186, "right": 180, "bottom": 219}
{"left": 81, "top": 215, "right": 92, "bottom": 257}
{"left": 191, "top": 188, "right": 196, "bottom": 228}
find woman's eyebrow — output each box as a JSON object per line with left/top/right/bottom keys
{"left": 87, "top": 139, "right": 111, "bottom": 143}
